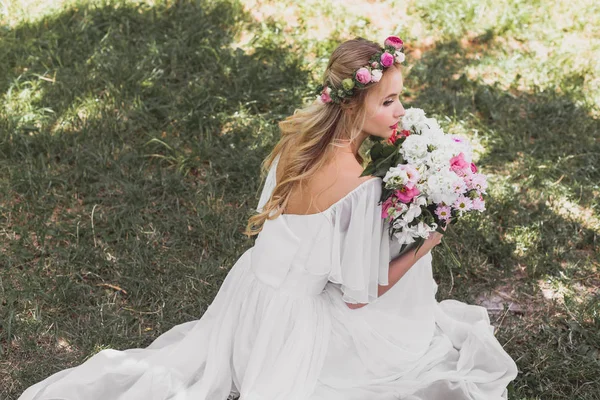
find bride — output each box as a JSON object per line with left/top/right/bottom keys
{"left": 19, "top": 36, "right": 518, "bottom": 400}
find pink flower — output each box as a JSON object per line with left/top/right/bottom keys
{"left": 435, "top": 205, "right": 452, "bottom": 221}
{"left": 384, "top": 36, "right": 404, "bottom": 49}
{"left": 387, "top": 129, "right": 398, "bottom": 145}
{"left": 395, "top": 185, "right": 420, "bottom": 203}
{"left": 399, "top": 164, "right": 420, "bottom": 188}
{"left": 453, "top": 195, "right": 473, "bottom": 214}
{"left": 382, "top": 197, "right": 394, "bottom": 219}
{"left": 371, "top": 61, "right": 380, "bottom": 68}
{"left": 398, "top": 129, "right": 411, "bottom": 138}
{"left": 355, "top": 67, "right": 372, "bottom": 84}
{"left": 453, "top": 179, "right": 467, "bottom": 194}
{"left": 450, "top": 152, "right": 469, "bottom": 173}
{"left": 470, "top": 162, "right": 478, "bottom": 173}
{"left": 380, "top": 52, "right": 394, "bottom": 67}
{"left": 320, "top": 87, "right": 332, "bottom": 103}
{"left": 472, "top": 197, "right": 486, "bottom": 212}
{"left": 469, "top": 173, "right": 488, "bottom": 193}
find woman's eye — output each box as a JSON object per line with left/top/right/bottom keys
{"left": 383, "top": 100, "right": 393, "bottom": 106}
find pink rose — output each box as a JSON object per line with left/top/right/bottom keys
{"left": 371, "top": 61, "right": 380, "bottom": 68}
{"left": 398, "top": 129, "right": 411, "bottom": 138}
{"left": 355, "top": 67, "right": 372, "bottom": 84}
{"left": 450, "top": 152, "right": 469, "bottom": 172}
{"left": 384, "top": 36, "right": 404, "bottom": 49}
{"left": 320, "top": 87, "right": 332, "bottom": 103}
{"left": 470, "top": 162, "right": 478, "bottom": 173}
{"left": 380, "top": 52, "right": 394, "bottom": 67}
{"left": 395, "top": 185, "right": 420, "bottom": 203}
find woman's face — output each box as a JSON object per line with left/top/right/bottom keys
{"left": 361, "top": 65, "right": 405, "bottom": 140}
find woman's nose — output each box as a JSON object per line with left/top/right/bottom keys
{"left": 395, "top": 103, "right": 405, "bottom": 119}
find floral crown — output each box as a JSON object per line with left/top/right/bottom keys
{"left": 316, "top": 36, "right": 405, "bottom": 105}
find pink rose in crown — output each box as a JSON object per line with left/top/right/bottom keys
{"left": 450, "top": 152, "right": 469, "bottom": 173}
{"left": 380, "top": 52, "right": 394, "bottom": 67}
{"left": 384, "top": 36, "right": 404, "bottom": 49}
{"left": 355, "top": 67, "right": 372, "bottom": 84}
{"left": 320, "top": 87, "right": 332, "bottom": 103}
{"left": 395, "top": 185, "right": 420, "bottom": 203}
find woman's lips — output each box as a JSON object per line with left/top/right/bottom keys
{"left": 390, "top": 122, "right": 398, "bottom": 130}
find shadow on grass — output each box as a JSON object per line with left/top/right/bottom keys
{"left": 0, "top": 0, "right": 308, "bottom": 397}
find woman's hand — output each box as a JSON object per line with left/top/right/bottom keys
{"left": 416, "top": 226, "right": 446, "bottom": 256}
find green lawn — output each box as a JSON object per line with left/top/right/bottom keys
{"left": 1, "top": 0, "right": 599, "bottom": 399}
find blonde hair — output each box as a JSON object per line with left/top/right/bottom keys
{"left": 245, "top": 37, "right": 391, "bottom": 237}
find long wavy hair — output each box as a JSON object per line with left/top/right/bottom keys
{"left": 245, "top": 37, "right": 392, "bottom": 237}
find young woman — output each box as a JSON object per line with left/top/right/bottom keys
{"left": 19, "top": 37, "right": 518, "bottom": 400}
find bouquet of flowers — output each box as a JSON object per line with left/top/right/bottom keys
{"left": 361, "top": 108, "right": 488, "bottom": 254}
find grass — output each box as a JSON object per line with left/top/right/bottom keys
{"left": 1, "top": 0, "right": 599, "bottom": 399}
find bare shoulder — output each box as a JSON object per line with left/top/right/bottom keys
{"left": 284, "top": 153, "right": 375, "bottom": 215}
{"left": 319, "top": 154, "right": 375, "bottom": 198}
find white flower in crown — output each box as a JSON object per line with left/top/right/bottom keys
{"left": 395, "top": 51, "right": 405, "bottom": 64}
{"left": 371, "top": 69, "right": 383, "bottom": 82}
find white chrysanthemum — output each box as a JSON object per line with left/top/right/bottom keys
{"left": 448, "top": 135, "right": 474, "bottom": 162}
{"left": 418, "top": 118, "right": 445, "bottom": 138}
{"left": 425, "top": 169, "right": 462, "bottom": 205}
{"left": 402, "top": 108, "right": 427, "bottom": 132}
{"left": 400, "top": 134, "right": 429, "bottom": 164}
{"left": 426, "top": 148, "right": 453, "bottom": 171}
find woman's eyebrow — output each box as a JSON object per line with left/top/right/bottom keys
{"left": 383, "top": 88, "right": 404, "bottom": 98}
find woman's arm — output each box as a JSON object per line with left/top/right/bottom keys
{"left": 346, "top": 231, "right": 444, "bottom": 310}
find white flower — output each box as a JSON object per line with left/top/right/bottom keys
{"left": 413, "top": 195, "right": 427, "bottom": 207}
{"left": 403, "top": 203, "right": 422, "bottom": 223}
{"left": 394, "top": 227, "right": 417, "bottom": 245}
{"left": 402, "top": 108, "right": 427, "bottom": 132}
{"left": 394, "top": 52, "right": 405, "bottom": 63}
{"left": 371, "top": 69, "right": 383, "bottom": 82}
{"left": 415, "top": 221, "right": 437, "bottom": 239}
{"left": 400, "top": 134, "right": 429, "bottom": 164}
{"left": 426, "top": 169, "right": 462, "bottom": 205}
{"left": 453, "top": 195, "right": 473, "bottom": 216}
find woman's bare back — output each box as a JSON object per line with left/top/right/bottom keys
{"left": 281, "top": 153, "right": 373, "bottom": 215}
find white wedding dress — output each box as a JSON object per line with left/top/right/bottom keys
{"left": 19, "top": 154, "right": 518, "bottom": 400}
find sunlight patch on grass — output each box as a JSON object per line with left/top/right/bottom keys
{"left": 2, "top": 76, "right": 54, "bottom": 132}
{"left": 548, "top": 196, "right": 600, "bottom": 234}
